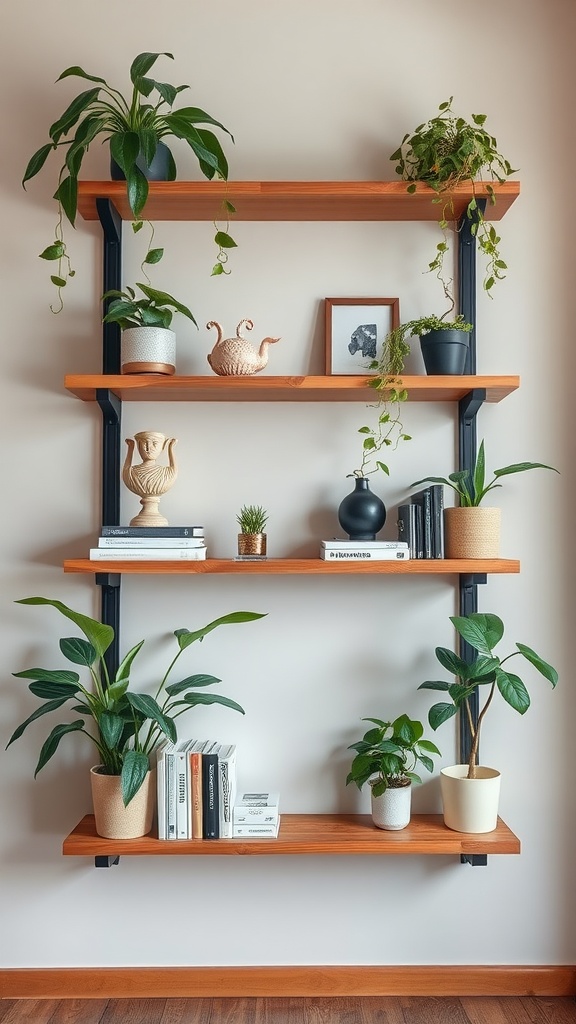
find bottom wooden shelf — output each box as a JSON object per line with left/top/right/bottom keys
{"left": 63, "top": 813, "right": 520, "bottom": 858}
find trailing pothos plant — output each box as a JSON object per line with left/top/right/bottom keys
{"left": 7, "top": 598, "right": 265, "bottom": 805}
{"left": 22, "top": 51, "right": 237, "bottom": 310}
{"left": 391, "top": 97, "right": 517, "bottom": 298}
{"left": 418, "top": 613, "right": 558, "bottom": 779}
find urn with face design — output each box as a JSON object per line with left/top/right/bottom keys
{"left": 122, "top": 431, "right": 178, "bottom": 526}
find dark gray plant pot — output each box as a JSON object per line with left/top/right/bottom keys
{"left": 110, "top": 140, "right": 172, "bottom": 181}
{"left": 419, "top": 329, "right": 470, "bottom": 375}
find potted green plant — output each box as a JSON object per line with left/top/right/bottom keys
{"left": 102, "top": 281, "right": 197, "bottom": 374}
{"left": 22, "top": 51, "right": 236, "bottom": 309}
{"left": 346, "top": 714, "right": 441, "bottom": 830}
{"left": 7, "top": 597, "right": 265, "bottom": 838}
{"left": 418, "top": 612, "right": 557, "bottom": 832}
{"left": 236, "top": 505, "right": 268, "bottom": 557}
{"left": 390, "top": 96, "right": 517, "bottom": 296}
{"left": 411, "top": 439, "right": 558, "bottom": 558}
{"left": 370, "top": 314, "right": 473, "bottom": 381}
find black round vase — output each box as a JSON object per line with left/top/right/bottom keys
{"left": 419, "top": 329, "right": 470, "bottom": 375}
{"left": 338, "top": 478, "right": 387, "bottom": 541}
{"left": 110, "top": 140, "right": 172, "bottom": 182}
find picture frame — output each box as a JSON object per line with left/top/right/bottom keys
{"left": 324, "top": 297, "right": 400, "bottom": 375}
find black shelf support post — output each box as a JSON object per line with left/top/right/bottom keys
{"left": 95, "top": 198, "right": 123, "bottom": 679}
{"left": 457, "top": 203, "right": 489, "bottom": 867}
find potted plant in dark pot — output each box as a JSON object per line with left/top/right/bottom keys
{"left": 411, "top": 440, "right": 558, "bottom": 558}
{"left": 102, "top": 281, "right": 197, "bottom": 374}
{"left": 7, "top": 597, "right": 265, "bottom": 839}
{"left": 371, "top": 314, "right": 473, "bottom": 379}
{"left": 22, "top": 51, "right": 236, "bottom": 309}
{"left": 346, "top": 714, "right": 441, "bottom": 830}
{"left": 418, "top": 612, "right": 558, "bottom": 832}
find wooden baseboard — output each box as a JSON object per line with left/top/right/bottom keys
{"left": 1, "top": 966, "right": 575, "bottom": 1000}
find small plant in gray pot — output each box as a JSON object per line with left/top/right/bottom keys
{"left": 236, "top": 504, "right": 269, "bottom": 557}
{"left": 346, "top": 714, "right": 441, "bottom": 830}
{"left": 102, "top": 282, "right": 197, "bottom": 374}
{"left": 418, "top": 612, "right": 557, "bottom": 833}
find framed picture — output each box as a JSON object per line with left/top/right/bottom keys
{"left": 325, "top": 297, "right": 400, "bottom": 375}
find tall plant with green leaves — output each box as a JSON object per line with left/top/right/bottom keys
{"left": 391, "top": 97, "right": 517, "bottom": 299}
{"left": 7, "top": 598, "right": 265, "bottom": 805}
{"left": 418, "top": 613, "right": 558, "bottom": 779}
{"left": 411, "top": 439, "right": 558, "bottom": 507}
{"left": 22, "top": 51, "right": 236, "bottom": 309}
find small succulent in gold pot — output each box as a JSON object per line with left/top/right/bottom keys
{"left": 236, "top": 504, "right": 268, "bottom": 556}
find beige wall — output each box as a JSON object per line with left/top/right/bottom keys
{"left": 1, "top": 0, "right": 575, "bottom": 968}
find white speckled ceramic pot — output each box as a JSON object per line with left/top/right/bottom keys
{"left": 121, "top": 327, "right": 176, "bottom": 375}
{"left": 370, "top": 781, "right": 412, "bottom": 831}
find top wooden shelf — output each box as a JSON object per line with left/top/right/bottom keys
{"left": 77, "top": 180, "right": 520, "bottom": 223}
{"left": 65, "top": 374, "right": 519, "bottom": 404}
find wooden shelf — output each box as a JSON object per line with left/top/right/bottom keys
{"left": 64, "top": 557, "right": 520, "bottom": 576}
{"left": 77, "top": 180, "right": 520, "bottom": 223}
{"left": 64, "top": 374, "right": 520, "bottom": 404}
{"left": 63, "top": 813, "right": 520, "bottom": 858}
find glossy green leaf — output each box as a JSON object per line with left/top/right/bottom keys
{"left": 495, "top": 669, "right": 530, "bottom": 714}
{"left": 181, "top": 693, "right": 245, "bottom": 714}
{"left": 6, "top": 697, "right": 73, "bottom": 747}
{"left": 165, "top": 674, "right": 221, "bottom": 696}
{"left": 28, "top": 680, "right": 79, "bottom": 700}
{"left": 16, "top": 598, "right": 114, "bottom": 658}
{"left": 451, "top": 613, "right": 504, "bottom": 656}
{"left": 516, "top": 644, "right": 558, "bottom": 686}
{"left": 13, "top": 667, "right": 79, "bottom": 684}
{"left": 428, "top": 702, "right": 458, "bottom": 730}
{"left": 175, "top": 611, "right": 265, "bottom": 651}
{"left": 214, "top": 231, "right": 237, "bottom": 249}
{"left": 98, "top": 711, "right": 125, "bottom": 750}
{"left": 60, "top": 637, "right": 96, "bottom": 666}
{"left": 130, "top": 52, "right": 174, "bottom": 84}
{"left": 39, "top": 242, "right": 65, "bottom": 261}
{"left": 35, "top": 720, "right": 85, "bottom": 775}
{"left": 121, "top": 749, "right": 151, "bottom": 805}
{"left": 23, "top": 144, "right": 54, "bottom": 186}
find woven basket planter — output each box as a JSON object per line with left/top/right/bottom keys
{"left": 90, "top": 766, "right": 156, "bottom": 839}
{"left": 444, "top": 506, "right": 501, "bottom": 559}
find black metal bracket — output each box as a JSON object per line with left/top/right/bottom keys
{"left": 461, "top": 854, "right": 488, "bottom": 867}
{"left": 95, "top": 855, "right": 120, "bottom": 868}
{"left": 96, "top": 198, "right": 122, "bottom": 375}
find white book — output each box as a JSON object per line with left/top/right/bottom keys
{"left": 164, "top": 746, "right": 178, "bottom": 840}
{"left": 233, "top": 817, "right": 281, "bottom": 838}
{"left": 320, "top": 548, "right": 410, "bottom": 561}
{"left": 156, "top": 740, "right": 173, "bottom": 840}
{"left": 233, "top": 791, "right": 280, "bottom": 824}
{"left": 98, "top": 536, "right": 205, "bottom": 548}
{"left": 89, "top": 546, "right": 207, "bottom": 561}
{"left": 216, "top": 743, "right": 237, "bottom": 839}
{"left": 175, "top": 740, "right": 195, "bottom": 839}
{"left": 321, "top": 539, "right": 408, "bottom": 549}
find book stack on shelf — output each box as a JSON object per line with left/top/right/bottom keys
{"left": 397, "top": 485, "right": 444, "bottom": 559}
{"left": 89, "top": 525, "right": 207, "bottom": 561}
{"left": 233, "top": 792, "right": 281, "bottom": 838}
{"left": 319, "top": 540, "right": 410, "bottom": 561}
{"left": 157, "top": 739, "right": 236, "bottom": 840}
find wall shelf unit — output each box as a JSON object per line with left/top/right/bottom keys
{"left": 64, "top": 557, "right": 520, "bottom": 576}
{"left": 65, "top": 374, "right": 520, "bottom": 404}
{"left": 63, "top": 814, "right": 520, "bottom": 865}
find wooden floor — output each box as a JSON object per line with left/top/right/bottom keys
{"left": 0, "top": 997, "right": 575, "bottom": 1024}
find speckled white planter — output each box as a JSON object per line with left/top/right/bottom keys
{"left": 440, "top": 764, "right": 501, "bottom": 833}
{"left": 370, "top": 782, "right": 412, "bottom": 831}
{"left": 121, "top": 326, "right": 176, "bottom": 375}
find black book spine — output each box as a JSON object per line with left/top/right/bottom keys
{"left": 411, "top": 489, "right": 432, "bottom": 558}
{"left": 101, "top": 526, "right": 203, "bottom": 537}
{"left": 202, "top": 753, "right": 220, "bottom": 839}
{"left": 397, "top": 504, "right": 417, "bottom": 559}
{"left": 430, "top": 485, "right": 445, "bottom": 558}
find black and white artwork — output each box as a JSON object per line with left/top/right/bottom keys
{"left": 325, "top": 298, "right": 400, "bottom": 375}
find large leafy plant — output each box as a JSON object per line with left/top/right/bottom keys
{"left": 22, "top": 51, "right": 236, "bottom": 308}
{"left": 391, "top": 97, "right": 517, "bottom": 297}
{"left": 7, "top": 598, "right": 265, "bottom": 805}
{"left": 418, "top": 613, "right": 558, "bottom": 779}
{"left": 346, "top": 714, "right": 440, "bottom": 796}
{"left": 411, "top": 439, "right": 558, "bottom": 507}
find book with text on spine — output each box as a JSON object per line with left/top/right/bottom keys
{"left": 202, "top": 748, "right": 220, "bottom": 839}
{"left": 216, "top": 743, "right": 237, "bottom": 839}
{"left": 233, "top": 817, "right": 281, "bottom": 838}
{"left": 98, "top": 536, "right": 205, "bottom": 548}
{"left": 321, "top": 540, "right": 408, "bottom": 549}
{"left": 101, "top": 525, "right": 204, "bottom": 538}
{"left": 89, "top": 546, "right": 207, "bottom": 561}
{"left": 156, "top": 740, "right": 173, "bottom": 840}
{"left": 233, "top": 792, "right": 280, "bottom": 824}
{"left": 397, "top": 504, "right": 417, "bottom": 559}
{"left": 320, "top": 548, "right": 409, "bottom": 561}
{"left": 188, "top": 739, "right": 216, "bottom": 839}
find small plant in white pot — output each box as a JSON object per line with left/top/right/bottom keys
{"left": 418, "top": 612, "right": 558, "bottom": 833}
{"left": 411, "top": 440, "right": 558, "bottom": 558}
{"left": 102, "top": 282, "right": 197, "bottom": 375}
{"left": 346, "top": 714, "right": 441, "bottom": 830}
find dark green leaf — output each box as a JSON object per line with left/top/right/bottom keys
{"left": 13, "top": 667, "right": 79, "bottom": 684}
{"left": 143, "top": 248, "right": 164, "bottom": 265}
{"left": 181, "top": 693, "right": 245, "bottom": 714}
{"left": 48, "top": 87, "right": 101, "bottom": 144}
{"left": 450, "top": 613, "right": 504, "bottom": 656}
{"left": 130, "top": 52, "right": 174, "bottom": 85}
{"left": 121, "top": 749, "right": 151, "bottom": 806}
{"left": 16, "top": 598, "right": 114, "bottom": 658}
{"left": 434, "top": 647, "right": 469, "bottom": 677}
{"left": 54, "top": 175, "right": 78, "bottom": 227}
{"left": 214, "top": 231, "right": 237, "bottom": 249}
{"left": 495, "top": 669, "right": 530, "bottom": 714}
{"left": 60, "top": 637, "right": 96, "bottom": 666}
{"left": 23, "top": 144, "right": 55, "bottom": 186}
{"left": 493, "top": 461, "right": 558, "bottom": 479}
{"left": 516, "top": 644, "right": 558, "bottom": 686}
{"left": 35, "top": 720, "right": 85, "bottom": 775}
{"left": 165, "top": 673, "right": 221, "bottom": 696}
{"left": 175, "top": 611, "right": 266, "bottom": 651}
{"left": 126, "top": 693, "right": 177, "bottom": 742}
{"left": 6, "top": 697, "right": 74, "bottom": 747}
{"left": 98, "top": 711, "right": 125, "bottom": 750}
{"left": 50, "top": 276, "right": 66, "bottom": 288}
{"left": 418, "top": 680, "right": 450, "bottom": 692}
{"left": 428, "top": 703, "right": 458, "bottom": 730}
{"left": 28, "top": 680, "right": 79, "bottom": 700}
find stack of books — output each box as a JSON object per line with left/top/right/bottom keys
{"left": 89, "top": 525, "right": 207, "bottom": 561}
{"left": 397, "top": 485, "right": 444, "bottom": 559}
{"left": 319, "top": 540, "right": 410, "bottom": 561}
{"left": 233, "top": 792, "right": 281, "bottom": 838}
{"left": 157, "top": 739, "right": 236, "bottom": 840}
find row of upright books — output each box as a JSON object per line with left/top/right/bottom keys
{"left": 397, "top": 485, "right": 444, "bottom": 559}
{"left": 89, "top": 525, "right": 207, "bottom": 561}
{"left": 157, "top": 739, "right": 281, "bottom": 840}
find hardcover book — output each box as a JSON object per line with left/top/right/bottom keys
{"left": 321, "top": 540, "right": 408, "bottom": 550}
{"left": 233, "top": 792, "right": 280, "bottom": 824}
{"left": 202, "top": 748, "right": 220, "bottom": 839}
{"left": 100, "top": 525, "right": 204, "bottom": 537}
{"left": 89, "top": 546, "right": 207, "bottom": 561}
{"left": 411, "top": 488, "right": 433, "bottom": 559}
{"left": 397, "top": 504, "right": 417, "bottom": 559}
{"left": 216, "top": 743, "right": 237, "bottom": 839}
{"left": 232, "top": 817, "right": 281, "bottom": 838}
{"left": 320, "top": 548, "right": 409, "bottom": 561}
{"left": 98, "top": 536, "right": 205, "bottom": 548}
{"left": 429, "top": 484, "right": 445, "bottom": 558}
